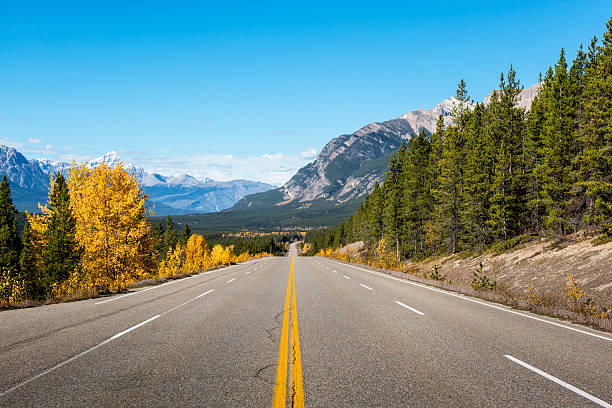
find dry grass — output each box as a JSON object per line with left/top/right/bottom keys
{"left": 329, "top": 234, "right": 612, "bottom": 332}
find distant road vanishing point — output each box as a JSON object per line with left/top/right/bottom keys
{"left": 1, "top": 243, "right": 610, "bottom": 407}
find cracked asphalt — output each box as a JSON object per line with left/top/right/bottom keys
{"left": 0, "top": 246, "right": 611, "bottom": 407}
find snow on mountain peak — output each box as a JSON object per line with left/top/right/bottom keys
{"left": 88, "top": 151, "right": 122, "bottom": 168}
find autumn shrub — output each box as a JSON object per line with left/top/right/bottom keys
{"left": 565, "top": 274, "right": 609, "bottom": 319}
{"left": 158, "top": 244, "right": 185, "bottom": 280}
{"left": 0, "top": 268, "right": 25, "bottom": 307}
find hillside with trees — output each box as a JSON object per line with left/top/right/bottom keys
{"left": 308, "top": 18, "right": 612, "bottom": 260}
{"left": 1, "top": 164, "right": 279, "bottom": 307}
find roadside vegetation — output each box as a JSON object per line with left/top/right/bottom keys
{"left": 0, "top": 164, "right": 277, "bottom": 309}
{"left": 304, "top": 19, "right": 612, "bottom": 331}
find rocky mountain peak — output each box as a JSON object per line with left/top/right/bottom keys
{"left": 88, "top": 150, "right": 122, "bottom": 168}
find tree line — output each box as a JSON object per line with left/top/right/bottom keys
{"left": 306, "top": 18, "right": 611, "bottom": 261}
{"left": 1, "top": 164, "right": 275, "bottom": 307}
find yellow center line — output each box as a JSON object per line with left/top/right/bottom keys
{"left": 272, "top": 256, "right": 305, "bottom": 407}
{"left": 290, "top": 257, "right": 305, "bottom": 407}
{"left": 272, "top": 259, "right": 292, "bottom": 407}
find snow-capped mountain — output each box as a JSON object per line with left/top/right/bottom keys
{"left": 234, "top": 83, "right": 540, "bottom": 211}
{"left": 0, "top": 146, "right": 275, "bottom": 215}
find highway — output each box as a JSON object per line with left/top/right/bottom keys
{"left": 0, "top": 244, "right": 610, "bottom": 407}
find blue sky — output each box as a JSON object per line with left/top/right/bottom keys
{"left": 1, "top": 1, "right": 610, "bottom": 184}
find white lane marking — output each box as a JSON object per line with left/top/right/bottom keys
{"left": 94, "top": 278, "right": 182, "bottom": 304}
{"left": 226, "top": 278, "right": 236, "bottom": 283}
{"left": 328, "top": 259, "right": 612, "bottom": 342}
{"left": 162, "top": 289, "right": 215, "bottom": 315}
{"left": 395, "top": 301, "right": 425, "bottom": 316}
{"left": 244, "top": 271, "right": 251, "bottom": 275}
{"left": 1, "top": 288, "right": 216, "bottom": 398}
{"left": 0, "top": 314, "right": 160, "bottom": 398}
{"left": 109, "top": 315, "right": 160, "bottom": 340}
{"left": 343, "top": 275, "right": 351, "bottom": 280}
{"left": 95, "top": 264, "right": 243, "bottom": 305}
{"left": 505, "top": 355, "right": 611, "bottom": 407}
{"left": 332, "top": 270, "right": 338, "bottom": 274}
{"left": 360, "top": 284, "right": 373, "bottom": 291}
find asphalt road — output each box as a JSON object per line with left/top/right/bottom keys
{"left": 1, "top": 244, "right": 610, "bottom": 407}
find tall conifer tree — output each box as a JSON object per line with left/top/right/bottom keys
{"left": 43, "top": 173, "right": 80, "bottom": 289}
{"left": 0, "top": 176, "right": 21, "bottom": 274}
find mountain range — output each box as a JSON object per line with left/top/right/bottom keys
{"left": 235, "top": 84, "right": 540, "bottom": 207}
{"left": 2, "top": 82, "right": 540, "bottom": 228}
{"left": 174, "top": 83, "right": 541, "bottom": 231}
{"left": 0, "top": 147, "right": 275, "bottom": 215}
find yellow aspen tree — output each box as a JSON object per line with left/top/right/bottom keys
{"left": 67, "top": 163, "right": 156, "bottom": 292}
{"left": 210, "top": 244, "right": 224, "bottom": 267}
{"left": 184, "top": 234, "right": 208, "bottom": 272}
{"left": 25, "top": 175, "right": 56, "bottom": 272}
{"left": 158, "top": 244, "right": 184, "bottom": 279}
{"left": 221, "top": 245, "right": 234, "bottom": 265}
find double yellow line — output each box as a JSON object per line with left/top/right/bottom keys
{"left": 272, "top": 256, "right": 305, "bottom": 408}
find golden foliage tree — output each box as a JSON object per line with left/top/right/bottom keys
{"left": 65, "top": 163, "right": 156, "bottom": 293}
{"left": 210, "top": 244, "right": 225, "bottom": 266}
{"left": 158, "top": 244, "right": 184, "bottom": 279}
{"left": 184, "top": 234, "right": 210, "bottom": 271}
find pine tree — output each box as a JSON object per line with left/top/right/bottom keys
{"left": 524, "top": 79, "right": 546, "bottom": 233}
{"left": 486, "top": 67, "right": 526, "bottom": 241}
{"left": 383, "top": 144, "right": 407, "bottom": 261}
{"left": 538, "top": 50, "right": 579, "bottom": 234}
{"left": 181, "top": 224, "right": 191, "bottom": 247}
{"left": 0, "top": 176, "right": 21, "bottom": 275}
{"left": 433, "top": 79, "right": 471, "bottom": 255}
{"left": 333, "top": 222, "right": 345, "bottom": 248}
{"left": 366, "top": 183, "right": 384, "bottom": 244}
{"left": 403, "top": 130, "right": 432, "bottom": 258}
{"left": 43, "top": 173, "right": 80, "bottom": 289}
{"left": 575, "top": 18, "right": 612, "bottom": 236}
{"left": 429, "top": 115, "right": 446, "bottom": 181}
{"left": 461, "top": 103, "right": 491, "bottom": 248}
{"left": 19, "top": 220, "right": 40, "bottom": 298}
{"left": 164, "top": 215, "right": 178, "bottom": 254}
{"left": 488, "top": 140, "right": 514, "bottom": 244}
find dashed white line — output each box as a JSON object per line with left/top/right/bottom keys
{"left": 395, "top": 300, "right": 425, "bottom": 316}
{"left": 505, "top": 355, "right": 611, "bottom": 407}
{"left": 244, "top": 271, "right": 251, "bottom": 275}
{"left": 110, "top": 315, "right": 161, "bottom": 340}
{"left": 0, "top": 314, "right": 161, "bottom": 398}
{"left": 343, "top": 275, "right": 351, "bottom": 280}
{"left": 332, "top": 270, "right": 338, "bottom": 273}
{"left": 226, "top": 278, "right": 236, "bottom": 283}
{"left": 94, "top": 263, "right": 244, "bottom": 305}
{"left": 328, "top": 259, "right": 611, "bottom": 342}
{"left": 1, "top": 288, "right": 217, "bottom": 398}
{"left": 360, "top": 284, "right": 373, "bottom": 291}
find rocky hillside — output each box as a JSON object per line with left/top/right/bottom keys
{"left": 236, "top": 83, "right": 540, "bottom": 211}
{"left": 418, "top": 234, "right": 611, "bottom": 306}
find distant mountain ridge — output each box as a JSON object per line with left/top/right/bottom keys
{"left": 231, "top": 83, "right": 540, "bottom": 225}
{"left": 0, "top": 146, "right": 275, "bottom": 215}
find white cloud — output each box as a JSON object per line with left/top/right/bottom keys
{"left": 45, "top": 144, "right": 54, "bottom": 150}
{"left": 28, "top": 138, "right": 42, "bottom": 144}
{"left": 300, "top": 148, "right": 318, "bottom": 160}
{"left": 0, "top": 138, "right": 25, "bottom": 149}
{"left": 130, "top": 151, "right": 312, "bottom": 185}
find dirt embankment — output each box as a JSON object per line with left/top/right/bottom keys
{"left": 420, "top": 235, "right": 611, "bottom": 306}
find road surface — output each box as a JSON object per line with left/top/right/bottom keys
{"left": 1, "top": 244, "right": 610, "bottom": 407}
